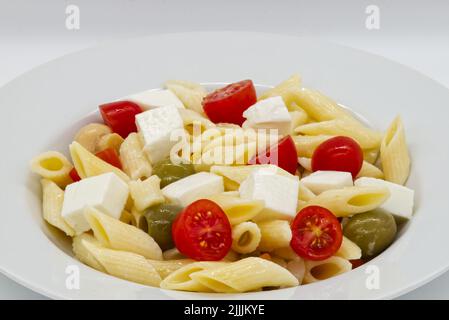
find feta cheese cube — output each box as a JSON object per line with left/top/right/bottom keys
{"left": 126, "top": 89, "right": 184, "bottom": 110}
{"left": 61, "top": 172, "right": 129, "bottom": 234}
{"left": 301, "top": 170, "right": 353, "bottom": 194}
{"left": 242, "top": 96, "right": 292, "bottom": 136}
{"left": 136, "top": 105, "right": 186, "bottom": 164}
{"left": 354, "top": 177, "right": 414, "bottom": 219}
{"left": 162, "top": 172, "right": 224, "bottom": 207}
{"left": 239, "top": 170, "right": 299, "bottom": 221}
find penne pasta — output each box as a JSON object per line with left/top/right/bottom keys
{"left": 206, "top": 193, "right": 264, "bottom": 225}
{"left": 160, "top": 262, "right": 228, "bottom": 292}
{"left": 165, "top": 80, "right": 207, "bottom": 115}
{"left": 306, "top": 186, "right": 390, "bottom": 217}
{"left": 40, "top": 179, "right": 75, "bottom": 236}
{"left": 96, "top": 133, "right": 124, "bottom": 153}
{"left": 292, "top": 135, "right": 334, "bottom": 158}
{"left": 163, "top": 248, "right": 186, "bottom": 260}
{"left": 357, "top": 161, "right": 384, "bottom": 179}
{"left": 146, "top": 259, "right": 194, "bottom": 279}
{"left": 30, "top": 151, "right": 73, "bottom": 187}
{"left": 191, "top": 257, "right": 298, "bottom": 293}
{"left": 74, "top": 123, "right": 112, "bottom": 153}
{"left": 336, "top": 236, "right": 362, "bottom": 260}
{"left": 70, "top": 141, "right": 130, "bottom": 182}
{"left": 130, "top": 207, "right": 148, "bottom": 231}
{"left": 295, "top": 119, "right": 382, "bottom": 150}
{"left": 303, "top": 256, "right": 352, "bottom": 284}
{"left": 380, "top": 116, "right": 411, "bottom": 185}
{"left": 298, "top": 181, "right": 316, "bottom": 202}
{"left": 286, "top": 258, "right": 306, "bottom": 284}
{"left": 259, "top": 74, "right": 302, "bottom": 107}
{"left": 289, "top": 110, "right": 309, "bottom": 132}
{"left": 257, "top": 220, "right": 292, "bottom": 252}
{"left": 84, "top": 206, "right": 162, "bottom": 260}
{"left": 272, "top": 246, "right": 300, "bottom": 261}
{"left": 231, "top": 222, "right": 261, "bottom": 254}
{"left": 129, "top": 175, "right": 165, "bottom": 211}
{"left": 298, "top": 157, "right": 312, "bottom": 171}
{"left": 120, "top": 133, "right": 152, "bottom": 181}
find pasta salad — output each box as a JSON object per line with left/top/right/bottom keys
{"left": 30, "top": 75, "right": 414, "bottom": 293}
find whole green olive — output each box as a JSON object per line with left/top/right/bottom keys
{"left": 145, "top": 204, "right": 183, "bottom": 251}
{"left": 343, "top": 209, "right": 397, "bottom": 258}
{"left": 152, "top": 158, "right": 195, "bottom": 188}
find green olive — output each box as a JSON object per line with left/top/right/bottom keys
{"left": 343, "top": 209, "right": 397, "bottom": 258}
{"left": 145, "top": 204, "right": 183, "bottom": 251}
{"left": 152, "top": 158, "right": 195, "bottom": 188}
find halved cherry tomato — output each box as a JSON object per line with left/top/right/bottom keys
{"left": 202, "top": 80, "right": 257, "bottom": 126}
{"left": 172, "top": 199, "right": 232, "bottom": 261}
{"left": 99, "top": 101, "right": 142, "bottom": 138}
{"left": 69, "top": 168, "right": 81, "bottom": 182}
{"left": 290, "top": 206, "right": 343, "bottom": 261}
{"left": 95, "top": 148, "right": 122, "bottom": 170}
{"left": 69, "top": 148, "right": 122, "bottom": 182}
{"left": 311, "top": 136, "right": 363, "bottom": 178}
{"left": 249, "top": 135, "right": 298, "bottom": 174}
{"left": 350, "top": 259, "right": 365, "bottom": 269}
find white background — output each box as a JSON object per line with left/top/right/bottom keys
{"left": 1, "top": 0, "right": 448, "bottom": 299}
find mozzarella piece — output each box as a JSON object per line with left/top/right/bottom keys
{"left": 136, "top": 105, "right": 186, "bottom": 164}
{"left": 239, "top": 170, "right": 299, "bottom": 221}
{"left": 300, "top": 170, "right": 353, "bottom": 194}
{"left": 162, "top": 172, "right": 224, "bottom": 207}
{"left": 126, "top": 89, "right": 184, "bottom": 110}
{"left": 242, "top": 96, "right": 292, "bottom": 136}
{"left": 61, "top": 172, "right": 129, "bottom": 234}
{"left": 354, "top": 177, "right": 414, "bottom": 219}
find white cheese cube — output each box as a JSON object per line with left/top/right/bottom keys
{"left": 354, "top": 177, "right": 414, "bottom": 220}
{"left": 242, "top": 96, "right": 292, "bottom": 136}
{"left": 301, "top": 170, "right": 353, "bottom": 194}
{"left": 162, "top": 172, "right": 224, "bottom": 207}
{"left": 239, "top": 170, "right": 299, "bottom": 221}
{"left": 126, "top": 89, "right": 184, "bottom": 110}
{"left": 61, "top": 173, "right": 129, "bottom": 234}
{"left": 136, "top": 105, "right": 186, "bottom": 164}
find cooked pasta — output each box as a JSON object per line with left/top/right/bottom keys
{"left": 129, "top": 175, "right": 165, "bottom": 211}
{"left": 298, "top": 157, "right": 312, "bottom": 171}
{"left": 258, "top": 74, "right": 302, "bottom": 107}
{"left": 74, "top": 123, "right": 112, "bottom": 153}
{"left": 160, "top": 262, "right": 228, "bottom": 292}
{"left": 206, "top": 193, "right": 264, "bottom": 225}
{"left": 165, "top": 80, "right": 207, "bottom": 115}
{"left": 70, "top": 141, "right": 130, "bottom": 182}
{"left": 119, "top": 210, "right": 133, "bottom": 224}
{"left": 303, "top": 256, "right": 352, "bottom": 284}
{"left": 357, "top": 161, "right": 384, "bottom": 179}
{"left": 190, "top": 257, "right": 298, "bottom": 293}
{"left": 380, "top": 116, "right": 411, "bottom": 185}
{"left": 120, "top": 133, "right": 152, "bottom": 180}
{"left": 73, "top": 233, "right": 161, "bottom": 286}
{"left": 130, "top": 207, "right": 148, "bottom": 231}
{"left": 96, "top": 133, "right": 124, "bottom": 153}
{"left": 146, "top": 259, "right": 194, "bottom": 279}
{"left": 84, "top": 206, "right": 162, "bottom": 260}
{"left": 231, "top": 222, "right": 261, "bottom": 254}
{"left": 336, "top": 236, "right": 362, "bottom": 260}
{"left": 298, "top": 181, "right": 316, "bottom": 202}
{"left": 286, "top": 258, "right": 306, "bottom": 284}
{"left": 41, "top": 179, "right": 75, "bottom": 236}
{"left": 163, "top": 248, "right": 186, "bottom": 260}
{"left": 306, "top": 186, "right": 390, "bottom": 217}
{"left": 292, "top": 135, "right": 334, "bottom": 158}
{"left": 257, "top": 220, "right": 292, "bottom": 252}
{"left": 30, "top": 151, "right": 73, "bottom": 187}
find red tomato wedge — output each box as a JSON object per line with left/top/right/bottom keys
{"left": 69, "top": 168, "right": 81, "bottom": 182}
{"left": 249, "top": 135, "right": 298, "bottom": 174}
{"left": 95, "top": 148, "right": 123, "bottom": 170}
{"left": 290, "top": 206, "right": 343, "bottom": 261}
{"left": 99, "top": 101, "right": 142, "bottom": 138}
{"left": 172, "top": 199, "right": 232, "bottom": 261}
{"left": 69, "top": 148, "right": 122, "bottom": 182}
{"left": 350, "top": 259, "right": 365, "bottom": 269}
{"left": 202, "top": 80, "right": 257, "bottom": 126}
{"left": 311, "top": 136, "right": 363, "bottom": 179}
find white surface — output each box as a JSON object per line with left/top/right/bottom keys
{"left": 1, "top": 0, "right": 448, "bottom": 300}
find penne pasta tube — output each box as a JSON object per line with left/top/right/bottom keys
{"left": 257, "top": 220, "right": 292, "bottom": 252}
{"left": 206, "top": 193, "right": 264, "bottom": 225}
{"left": 292, "top": 135, "right": 334, "bottom": 158}
{"left": 96, "top": 133, "right": 124, "bottom": 153}
{"left": 357, "top": 161, "right": 384, "bottom": 179}
{"left": 120, "top": 133, "right": 153, "bottom": 181}
{"left": 303, "top": 256, "right": 352, "bottom": 284}
{"left": 336, "top": 236, "right": 362, "bottom": 260}
{"left": 84, "top": 206, "right": 162, "bottom": 260}
{"left": 231, "top": 222, "right": 261, "bottom": 254}
{"left": 165, "top": 80, "right": 207, "bottom": 115}
{"left": 30, "top": 151, "right": 73, "bottom": 187}
{"left": 129, "top": 175, "right": 165, "bottom": 211}
{"left": 259, "top": 74, "right": 302, "bottom": 107}
{"left": 146, "top": 259, "right": 194, "bottom": 279}
{"left": 74, "top": 123, "right": 112, "bottom": 153}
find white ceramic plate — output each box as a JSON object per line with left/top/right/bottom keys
{"left": 1, "top": 32, "right": 449, "bottom": 300}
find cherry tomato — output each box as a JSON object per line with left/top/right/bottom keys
{"left": 202, "top": 80, "right": 257, "bottom": 126}
{"left": 99, "top": 101, "right": 142, "bottom": 138}
{"left": 350, "top": 259, "right": 365, "bottom": 269}
{"left": 311, "top": 136, "right": 363, "bottom": 178}
{"left": 172, "top": 199, "right": 232, "bottom": 261}
{"left": 95, "top": 148, "right": 122, "bottom": 170}
{"left": 69, "top": 168, "right": 81, "bottom": 182}
{"left": 290, "top": 206, "right": 343, "bottom": 261}
{"left": 249, "top": 136, "right": 298, "bottom": 174}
